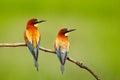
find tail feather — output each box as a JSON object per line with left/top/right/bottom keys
{"left": 33, "top": 48, "right": 39, "bottom": 71}
{"left": 56, "top": 48, "right": 68, "bottom": 74}
{"left": 61, "top": 64, "right": 64, "bottom": 74}
{"left": 26, "top": 40, "right": 40, "bottom": 71}
{"left": 34, "top": 59, "right": 39, "bottom": 71}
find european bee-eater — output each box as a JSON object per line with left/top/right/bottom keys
{"left": 54, "top": 28, "right": 76, "bottom": 73}
{"left": 24, "top": 18, "right": 45, "bottom": 71}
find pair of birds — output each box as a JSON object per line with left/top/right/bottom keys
{"left": 24, "top": 18, "right": 75, "bottom": 73}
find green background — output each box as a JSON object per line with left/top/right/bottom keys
{"left": 0, "top": 0, "right": 119, "bottom": 80}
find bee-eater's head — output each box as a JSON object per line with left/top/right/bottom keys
{"left": 27, "top": 18, "right": 45, "bottom": 28}
{"left": 58, "top": 28, "right": 76, "bottom": 37}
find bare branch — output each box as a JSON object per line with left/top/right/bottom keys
{"left": 0, "top": 43, "right": 100, "bottom": 80}
{"left": 0, "top": 43, "right": 26, "bottom": 47}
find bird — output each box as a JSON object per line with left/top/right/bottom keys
{"left": 24, "top": 18, "right": 45, "bottom": 71}
{"left": 54, "top": 28, "right": 76, "bottom": 73}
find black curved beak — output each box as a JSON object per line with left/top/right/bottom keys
{"left": 37, "top": 20, "right": 46, "bottom": 23}
{"left": 65, "top": 29, "right": 76, "bottom": 33}
{"left": 34, "top": 20, "right": 46, "bottom": 24}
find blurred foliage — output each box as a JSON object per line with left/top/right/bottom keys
{"left": 0, "top": 0, "right": 120, "bottom": 80}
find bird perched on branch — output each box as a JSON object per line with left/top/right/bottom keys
{"left": 24, "top": 18, "right": 45, "bottom": 71}
{"left": 54, "top": 28, "right": 76, "bottom": 73}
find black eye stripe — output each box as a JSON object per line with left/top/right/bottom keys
{"left": 33, "top": 20, "right": 38, "bottom": 24}
{"left": 63, "top": 29, "right": 76, "bottom": 34}
{"left": 33, "top": 20, "right": 46, "bottom": 24}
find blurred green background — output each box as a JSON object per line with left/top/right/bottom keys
{"left": 0, "top": 0, "right": 120, "bottom": 80}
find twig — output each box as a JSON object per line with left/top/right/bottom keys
{"left": 0, "top": 43, "right": 100, "bottom": 80}
{"left": 0, "top": 43, "right": 26, "bottom": 47}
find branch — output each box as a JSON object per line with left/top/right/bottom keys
{"left": 0, "top": 43, "right": 100, "bottom": 80}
